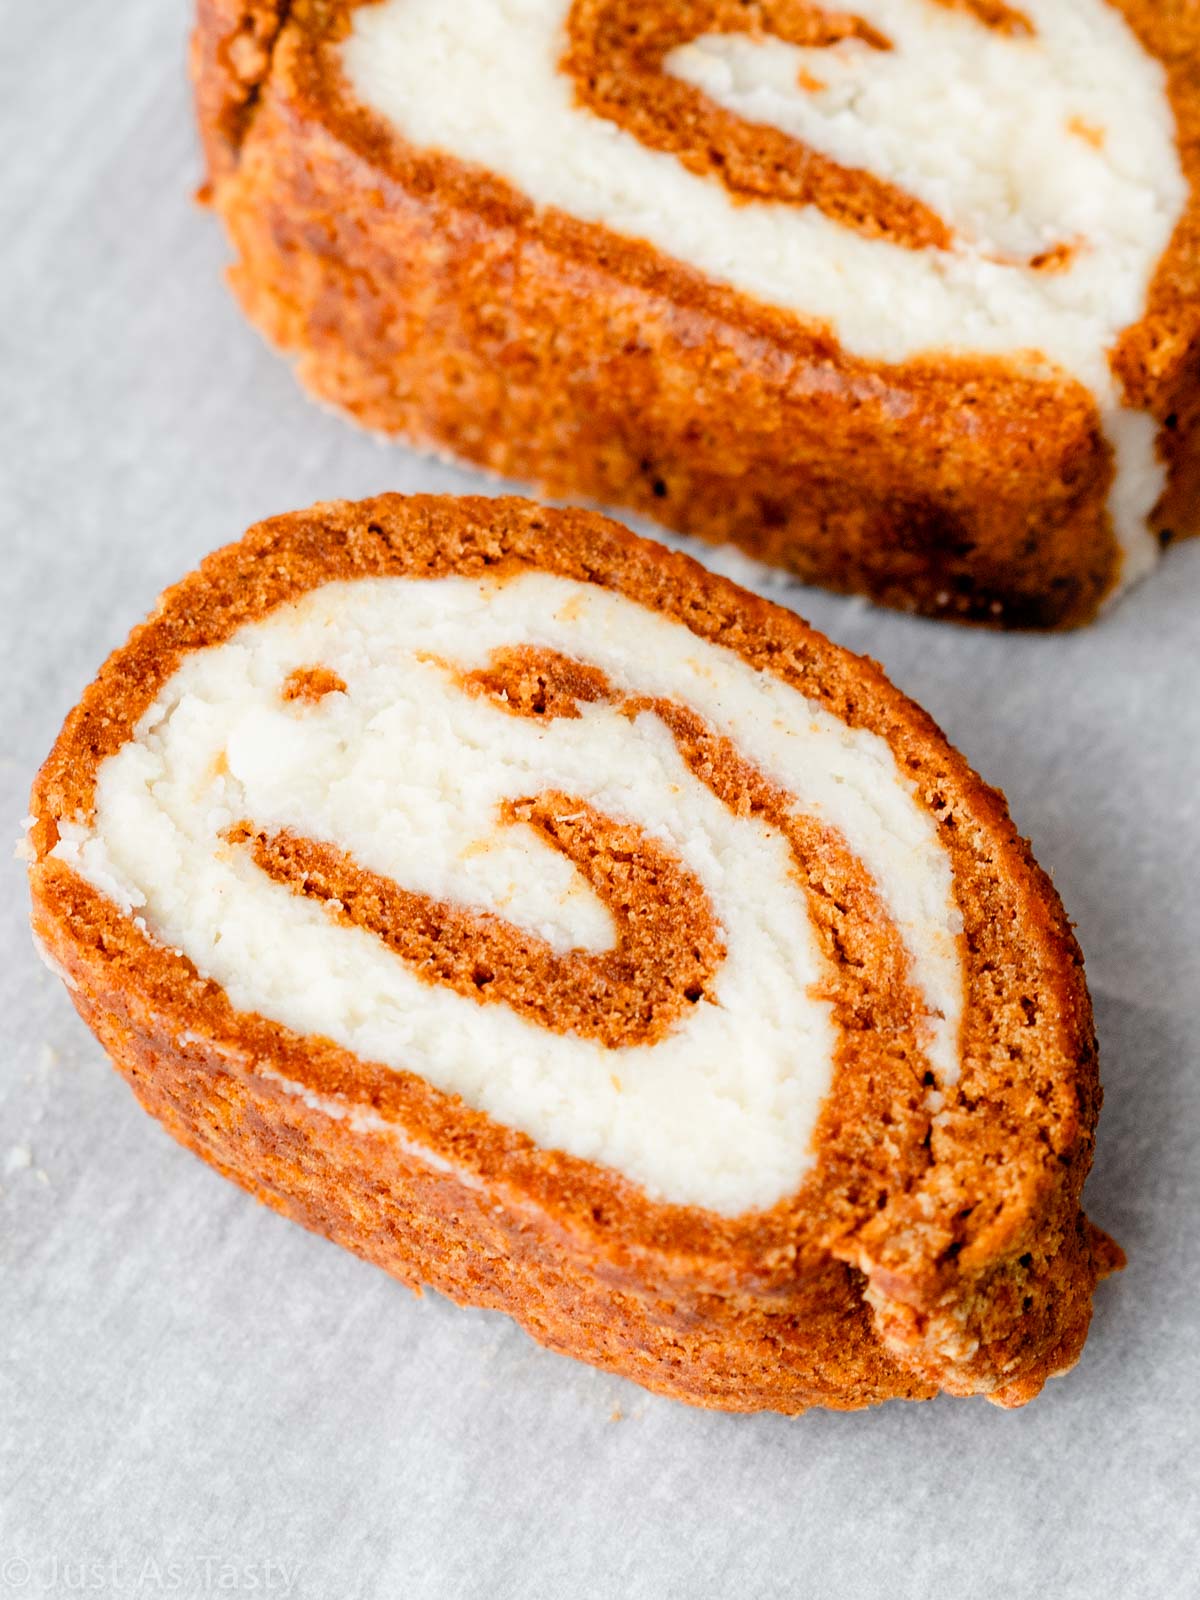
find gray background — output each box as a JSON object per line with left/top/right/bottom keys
{"left": 3, "top": 4, "right": 1198, "bottom": 1596}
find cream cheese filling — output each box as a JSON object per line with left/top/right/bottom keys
{"left": 343, "top": 0, "right": 1187, "bottom": 589}
{"left": 52, "top": 572, "right": 964, "bottom": 1215}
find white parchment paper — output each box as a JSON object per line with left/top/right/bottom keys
{"left": 2, "top": 5, "right": 1198, "bottom": 1596}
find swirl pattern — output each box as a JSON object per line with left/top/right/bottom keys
{"left": 54, "top": 570, "right": 963, "bottom": 1215}
{"left": 343, "top": 0, "right": 1186, "bottom": 581}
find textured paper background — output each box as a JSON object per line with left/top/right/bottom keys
{"left": 3, "top": 5, "right": 1199, "bottom": 1596}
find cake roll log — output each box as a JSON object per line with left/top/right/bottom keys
{"left": 29, "top": 495, "right": 1119, "bottom": 1412}
{"left": 192, "top": 0, "right": 1200, "bottom": 627}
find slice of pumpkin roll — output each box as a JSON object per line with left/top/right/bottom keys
{"left": 27, "top": 496, "right": 1120, "bottom": 1412}
{"left": 193, "top": 0, "right": 1200, "bottom": 627}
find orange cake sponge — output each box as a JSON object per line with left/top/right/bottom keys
{"left": 28, "top": 495, "right": 1120, "bottom": 1411}
{"left": 193, "top": 0, "right": 1200, "bottom": 625}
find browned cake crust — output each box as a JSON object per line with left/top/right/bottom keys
{"left": 191, "top": 0, "right": 1200, "bottom": 628}
{"left": 28, "top": 494, "right": 1120, "bottom": 1412}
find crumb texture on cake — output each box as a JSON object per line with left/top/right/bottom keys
{"left": 343, "top": 0, "right": 1182, "bottom": 583}
{"left": 194, "top": 0, "right": 1200, "bottom": 624}
{"left": 29, "top": 496, "right": 1120, "bottom": 1411}
{"left": 48, "top": 569, "right": 962, "bottom": 1214}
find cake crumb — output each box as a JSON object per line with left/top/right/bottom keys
{"left": 1067, "top": 114, "right": 1106, "bottom": 150}
{"left": 282, "top": 665, "right": 347, "bottom": 704}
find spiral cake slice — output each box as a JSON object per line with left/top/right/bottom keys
{"left": 194, "top": 0, "right": 1200, "bottom": 626}
{"left": 28, "top": 495, "right": 1119, "bottom": 1411}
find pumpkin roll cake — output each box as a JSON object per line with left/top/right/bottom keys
{"left": 193, "top": 0, "right": 1200, "bottom": 626}
{"left": 28, "top": 495, "right": 1119, "bottom": 1412}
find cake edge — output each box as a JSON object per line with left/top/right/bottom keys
{"left": 27, "top": 493, "right": 1123, "bottom": 1411}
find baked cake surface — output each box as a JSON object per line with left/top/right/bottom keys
{"left": 193, "top": 0, "right": 1200, "bottom": 626}
{"left": 28, "top": 494, "right": 1119, "bottom": 1411}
